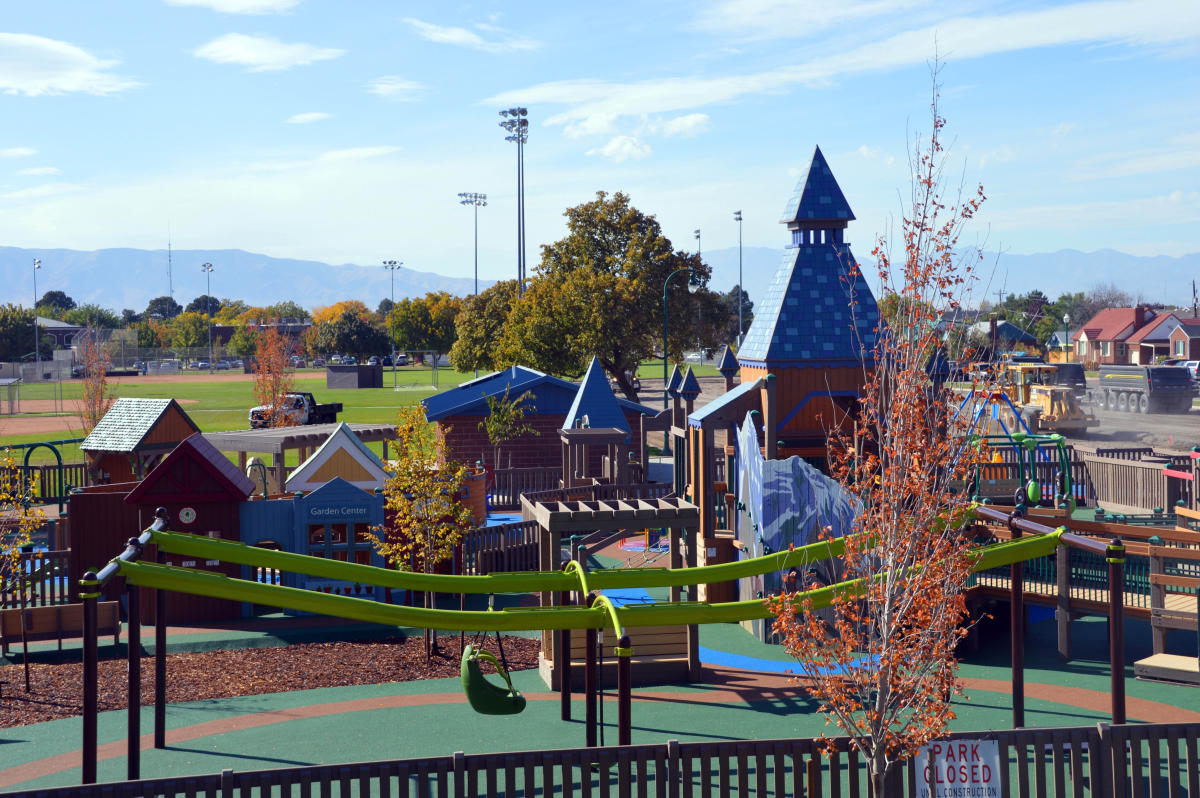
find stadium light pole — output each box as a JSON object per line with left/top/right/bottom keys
{"left": 457, "top": 193, "right": 487, "bottom": 297}
{"left": 383, "top": 260, "right": 402, "bottom": 391}
{"left": 734, "top": 210, "right": 743, "bottom": 347}
{"left": 499, "top": 108, "right": 528, "bottom": 295}
{"left": 32, "top": 258, "right": 41, "bottom": 379}
{"left": 201, "top": 263, "right": 214, "bottom": 373}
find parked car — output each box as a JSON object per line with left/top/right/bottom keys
{"left": 312, "top": 358, "right": 326, "bottom": 367}
{"left": 194, "top": 360, "right": 210, "bottom": 370}
{"left": 395, "top": 353, "right": 408, "bottom": 366}
{"left": 367, "top": 356, "right": 379, "bottom": 365}
{"left": 329, "top": 355, "right": 342, "bottom": 364}
{"left": 381, "top": 355, "right": 393, "bottom": 366}
{"left": 343, "top": 356, "right": 357, "bottom": 365}
{"left": 214, "top": 360, "right": 231, "bottom": 370}
{"left": 610, "top": 371, "right": 642, "bottom": 392}
{"left": 232, "top": 359, "right": 244, "bottom": 368}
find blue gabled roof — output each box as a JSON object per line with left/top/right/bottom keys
{"left": 423, "top": 365, "right": 577, "bottom": 421}
{"left": 678, "top": 367, "right": 701, "bottom": 400}
{"left": 779, "top": 145, "right": 855, "bottom": 224}
{"left": 666, "top": 364, "right": 683, "bottom": 396}
{"left": 717, "top": 345, "right": 738, "bottom": 377}
{"left": 564, "top": 357, "right": 630, "bottom": 437}
{"left": 688, "top": 376, "right": 763, "bottom": 426}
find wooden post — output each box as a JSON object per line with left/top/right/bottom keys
{"left": 1147, "top": 542, "right": 1166, "bottom": 654}
{"left": 1056, "top": 544, "right": 1071, "bottom": 660}
{"left": 1010, "top": 518, "right": 1024, "bottom": 728}
{"left": 1107, "top": 538, "right": 1126, "bottom": 725}
{"left": 154, "top": 575, "right": 167, "bottom": 749}
{"left": 585, "top": 627, "right": 598, "bottom": 747}
{"left": 80, "top": 570, "right": 100, "bottom": 784}
{"left": 617, "top": 634, "right": 632, "bottom": 746}
{"left": 559, "top": 590, "right": 571, "bottom": 721}
{"left": 127, "top": 581, "right": 141, "bottom": 780}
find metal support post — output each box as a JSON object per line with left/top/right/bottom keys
{"left": 617, "top": 635, "right": 632, "bottom": 746}
{"left": 80, "top": 571, "right": 100, "bottom": 784}
{"left": 1010, "top": 514, "right": 1024, "bottom": 728}
{"left": 585, "top": 627, "right": 598, "bottom": 747}
{"left": 127, "top": 582, "right": 141, "bottom": 779}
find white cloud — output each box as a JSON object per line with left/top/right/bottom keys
{"left": 645, "top": 113, "right": 711, "bottom": 138}
{"left": 691, "top": 0, "right": 931, "bottom": 40}
{"left": 490, "top": 0, "right": 1200, "bottom": 135}
{"left": 286, "top": 111, "right": 330, "bottom": 124}
{"left": 988, "top": 191, "right": 1200, "bottom": 231}
{"left": 366, "top": 76, "right": 424, "bottom": 100}
{"left": 563, "top": 114, "right": 618, "bottom": 139}
{"left": 586, "top": 136, "right": 651, "bottom": 163}
{"left": 193, "top": 33, "right": 343, "bottom": 72}
{"left": 165, "top": 0, "right": 298, "bottom": 13}
{"left": 18, "top": 167, "right": 60, "bottom": 176}
{"left": 0, "top": 147, "right": 36, "bottom": 158}
{"left": 1072, "top": 131, "right": 1200, "bottom": 180}
{"left": 0, "top": 33, "right": 139, "bottom": 96}
{"left": 403, "top": 18, "right": 539, "bottom": 54}
{"left": 2, "top": 182, "right": 82, "bottom": 200}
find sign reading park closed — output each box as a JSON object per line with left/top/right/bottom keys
{"left": 915, "top": 739, "right": 1001, "bottom": 798}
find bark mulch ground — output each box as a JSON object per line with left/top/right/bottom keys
{"left": 0, "top": 635, "right": 539, "bottom": 729}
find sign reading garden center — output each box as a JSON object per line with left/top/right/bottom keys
{"left": 915, "top": 739, "right": 1000, "bottom": 798}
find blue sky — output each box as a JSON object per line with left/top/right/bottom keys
{"left": 1, "top": 0, "right": 1197, "bottom": 287}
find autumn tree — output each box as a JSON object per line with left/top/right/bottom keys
{"left": 481, "top": 191, "right": 727, "bottom": 398}
{"left": 227, "top": 323, "right": 259, "bottom": 358}
{"left": 311, "top": 300, "right": 370, "bottom": 325}
{"left": 1, "top": 449, "right": 42, "bottom": 608}
{"left": 767, "top": 73, "right": 989, "bottom": 794}
{"left": 78, "top": 329, "right": 115, "bottom": 431}
{"left": 372, "top": 405, "right": 476, "bottom": 657}
{"left": 450, "top": 280, "right": 520, "bottom": 371}
{"left": 252, "top": 327, "right": 297, "bottom": 427}
{"left": 170, "top": 311, "right": 209, "bottom": 350}
{"left": 0, "top": 305, "right": 50, "bottom": 362}
{"left": 144, "top": 295, "right": 182, "bottom": 320}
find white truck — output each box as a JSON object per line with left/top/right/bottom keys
{"left": 248, "top": 392, "right": 343, "bottom": 429}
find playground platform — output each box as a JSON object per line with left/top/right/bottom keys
{"left": 1, "top": 608, "right": 1197, "bottom": 793}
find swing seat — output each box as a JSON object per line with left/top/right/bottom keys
{"left": 461, "top": 644, "right": 527, "bottom": 716}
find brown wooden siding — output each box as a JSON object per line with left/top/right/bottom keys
{"left": 141, "top": 406, "right": 200, "bottom": 448}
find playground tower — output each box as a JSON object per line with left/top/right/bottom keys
{"left": 736, "top": 145, "right": 881, "bottom": 464}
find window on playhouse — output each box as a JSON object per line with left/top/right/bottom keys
{"left": 307, "top": 521, "right": 370, "bottom": 564}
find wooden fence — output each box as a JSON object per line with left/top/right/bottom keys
{"left": 2, "top": 463, "right": 90, "bottom": 504}
{"left": 488, "top": 467, "right": 560, "bottom": 510}
{"left": 17, "top": 721, "right": 1199, "bottom": 798}
{"left": 461, "top": 520, "right": 540, "bottom": 575}
{"left": 0, "top": 549, "right": 71, "bottom": 609}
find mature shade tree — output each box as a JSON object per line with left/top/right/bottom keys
{"left": 389, "top": 297, "right": 431, "bottom": 353}
{"left": 450, "top": 280, "right": 520, "bottom": 371}
{"left": 0, "top": 304, "right": 51, "bottom": 362}
{"left": 376, "top": 298, "right": 394, "bottom": 318}
{"left": 767, "top": 74, "right": 989, "bottom": 793}
{"left": 310, "top": 309, "right": 388, "bottom": 358}
{"left": 170, "top": 311, "right": 209, "bottom": 350}
{"left": 263, "top": 300, "right": 309, "bottom": 321}
{"left": 228, "top": 323, "right": 260, "bottom": 358}
{"left": 311, "top": 300, "right": 370, "bottom": 325}
{"left": 720, "top": 285, "right": 754, "bottom": 346}
{"left": 185, "top": 294, "right": 221, "bottom": 316}
{"left": 144, "top": 295, "right": 182, "bottom": 320}
{"left": 38, "top": 290, "right": 76, "bottom": 314}
{"left": 134, "top": 318, "right": 169, "bottom": 348}
{"left": 121, "top": 309, "right": 141, "bottom": 326}
{"left": 63, "top": 304, "right": 121, "bottom": 329}
{"left": 215, "top": 299, "right": 250, "bottom": 324}
{"left": 499, "top": 190, "right": 720, "bottom": 399}
{"left": 424, "top": 292, "right": 464, "bottom": 355}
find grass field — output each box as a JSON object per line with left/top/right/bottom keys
{"left": 0, "top": 360, "right": 721, "bottom": 464}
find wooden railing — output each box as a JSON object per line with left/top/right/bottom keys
{"left": 520, "top": 481, "right": 673, "bottom": 508}
{"left": 461, "top": 520, "right": 540, "bottom": 575}
{"left": 1, "top": 549, "right": 71, "bottom": 609}
{"left": 488, "top": 467, "right": 560, "bottom": 510}
{"left": 21, "top": 721, "right": 1200, "bottom": 797}
{"left": 1080, "top": 453, "right": 1175, "bottom": 514}
{"left": 2, "top": 463, "right": 91, "bottom": 504}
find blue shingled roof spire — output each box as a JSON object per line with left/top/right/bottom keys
{"left": 564, "top": 357, "right": 631, "bottom": 439}
{"left": 738, "top": 145, "right": 880, "bottom": 368}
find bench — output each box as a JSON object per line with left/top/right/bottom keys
{"left": 0, "top": 602, "right": 121, "bottom": 655}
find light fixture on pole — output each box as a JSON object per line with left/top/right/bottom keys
{"left": 32, "top": 258, "right": 41, "bottom": 380}
{"left": 499, "top": 107, "right": 528, "bottom": 294}
{"left": 457, "top": 192, "right": 487, "bottom": 297}
{"left": 1063, "top": 313, "right": 1071, "bottom": 362}
{"left": 733, "top": 210, "right": 743, "bottom": 347}
{"left": 201, "top": 263, "right": 214, "bottom": 373}
{"left": 694, "top": 228, "right": 701, "bottom": 257}
{"left": 383, "top": 260, "right": 402, "bottom": 391}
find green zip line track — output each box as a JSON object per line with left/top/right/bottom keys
{"left": 111, "top": 524, "right": 1065, "bottom": 636}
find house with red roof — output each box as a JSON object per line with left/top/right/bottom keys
{"left": 1168, "top": 316, "right": 1200, "bottom": 361}
{"left": 1072, "top": 307, "right": 1158, "bottom": 366}
{"left": 1125, "top": 312, "right": 1182, "bottom": 364}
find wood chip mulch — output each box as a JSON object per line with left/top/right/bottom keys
{"left": 0, "top": 635, "right": 539, "bottom": 729}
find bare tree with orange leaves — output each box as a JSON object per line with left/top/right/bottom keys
{"left": 78, "top": 328, "right": 114, "bottom": 431}
{"left": 252, "top": 326, "right": 297, "bottom": 428}
{"left": 767, "top": 68, "right": 989, "bottom": 794}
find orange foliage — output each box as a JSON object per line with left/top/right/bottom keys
{"left": 766, "top": 69, "right": 989, "bottom": 791}
{"left": 252, "top": 327, "right": 297, "bottom": 427}
{"left": 311, "top": 300, "right": 370, "bottom": 325}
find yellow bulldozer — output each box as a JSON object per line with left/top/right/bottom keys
{"left": 995, "top": 363, "right": 1098, "bottom": 435}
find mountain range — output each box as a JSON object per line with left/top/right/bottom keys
{"left": 4, "top": 245, "right": 1196, "bottom": 315}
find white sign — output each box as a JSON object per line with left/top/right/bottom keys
{"left": 915, "top": 739, "right": 1001, "bottom": 798}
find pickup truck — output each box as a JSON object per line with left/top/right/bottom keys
{"left": 248, "top": 392, "right": 343, "bottom": 429}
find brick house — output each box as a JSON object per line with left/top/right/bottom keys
{"left": 1168, "top": 317, "right": 1200, "bottom": 360}
{"left": 423, "top": 365, "right": 658, "bottom": 473}
{"left": 1125, "top": 312, "right": 1182, "bottom": 364}
{"left": 1073, "top": 307, "right": 1159, "bottom": 366}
